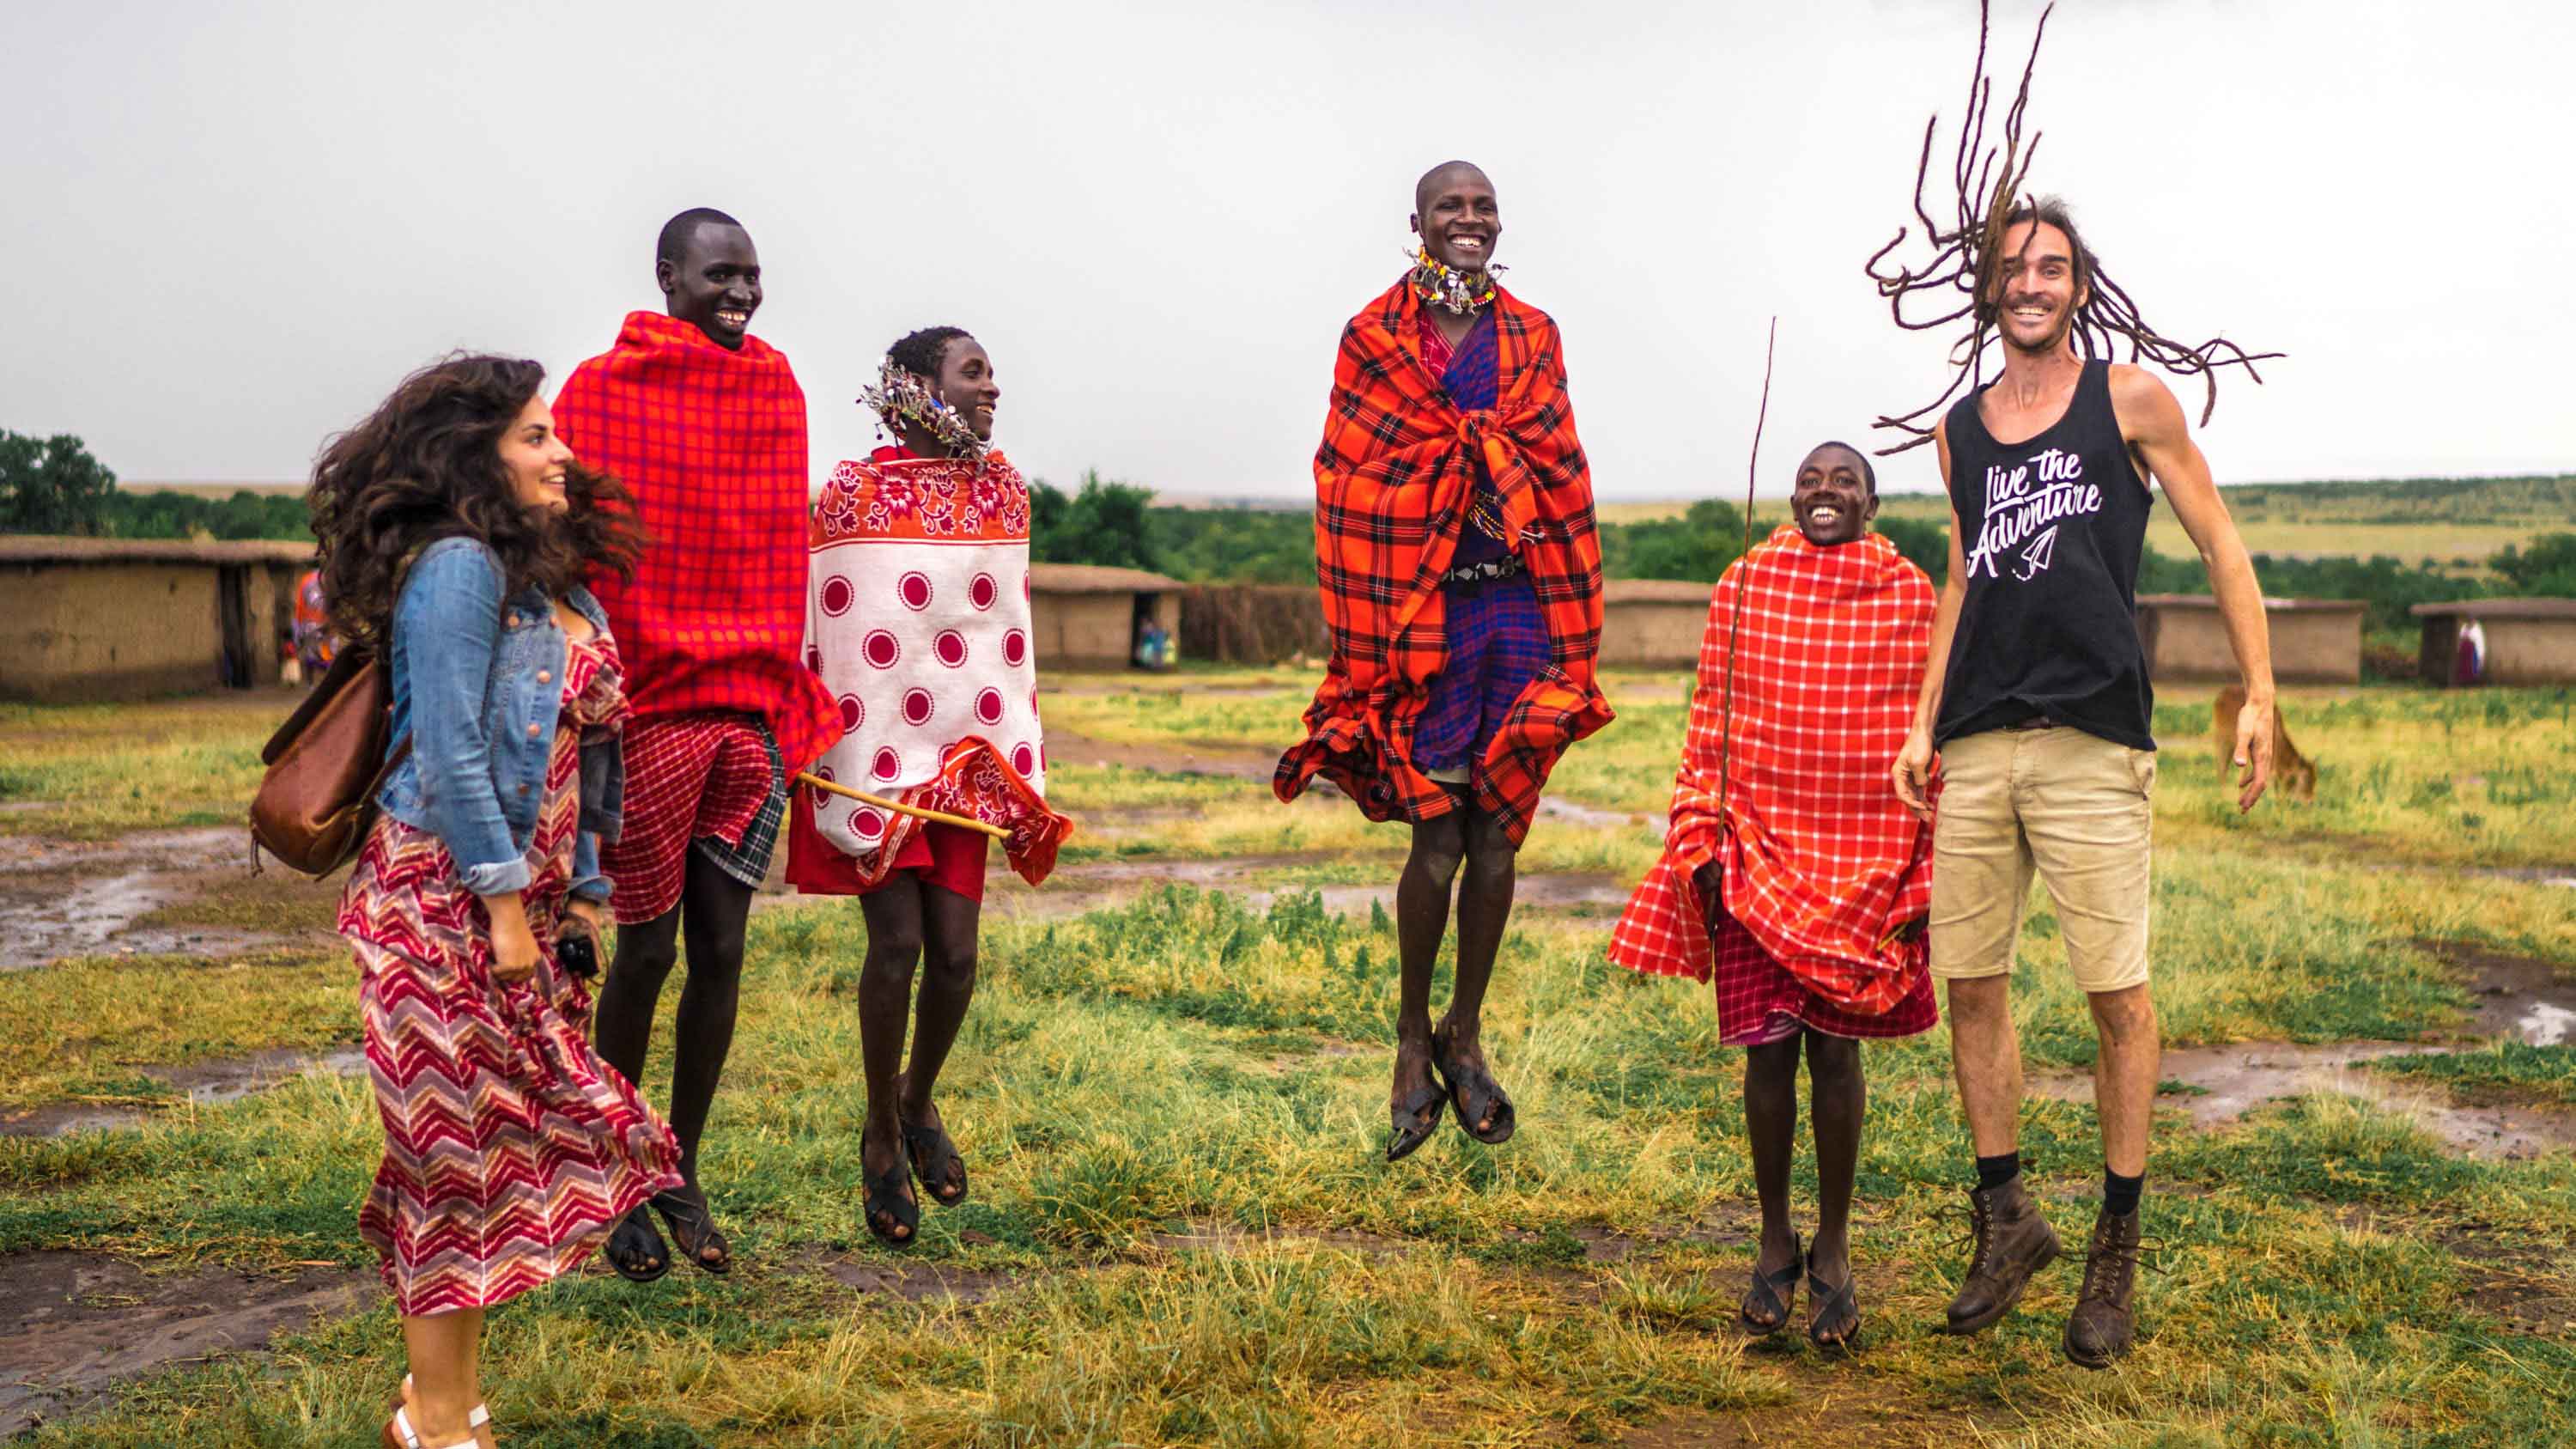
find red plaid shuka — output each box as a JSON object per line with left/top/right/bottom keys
{"left": 599, "top": 715, "right": 777, "bottom": 927}
{"left": 1273, "top": 277, "right": 1612, "bottom": 845}
{"left": 1609, "top": 527, "right": 1936, "bottom": 1024}
{"left": 553, "top": 310, "right": 841, "bottom": 776}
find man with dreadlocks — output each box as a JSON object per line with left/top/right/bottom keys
{"left": 1278, "top": 161, "right": 1612, "bottom": 1162}
{"left": 554, "top": 207, "right": 841, "bottom": 1282}
{"left": 1885, "top": 196, "right": 2278, "bottom": 1367}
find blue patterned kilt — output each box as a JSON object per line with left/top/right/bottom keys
{"left": 1411, "top": 573, "right": 1548, "bottom": 780}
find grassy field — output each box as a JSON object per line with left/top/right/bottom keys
{"left": 1605, "top": 475, "right": 2576, "bottom": 570}
{"left": 2, "top": 676, "right": 2572, "bottom": 1446}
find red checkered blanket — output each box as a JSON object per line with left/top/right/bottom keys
{"left": 1273, "top": 277, "right": 1611, "bottom": 845}
{"left": 553, "top": 310, "right": 841, "bottom": 775}
{"left": 1609, "top": 527, "right": 1935, "bottom": 1012}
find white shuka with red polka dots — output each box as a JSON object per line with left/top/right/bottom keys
{"left": 800, "top": 446, "right": 1065, "bottom": 877}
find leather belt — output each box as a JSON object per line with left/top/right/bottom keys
{"left": 1440, "top": 554, "right": 1526, "bottom": 589}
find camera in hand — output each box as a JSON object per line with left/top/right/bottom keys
{"left": 557, "top": 928, "right": 599, "bottom": 979}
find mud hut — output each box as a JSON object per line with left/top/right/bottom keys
{"left": 2411, "top": 599, "right": 2576, "bottom": 686}
{"left": 1601, "top": 579, "right": 1711, "bottom": 669}
{"left": 1029, "top": 562, "right": 1183, "bottom": 670}
{"left": 0, "top": 537, "right": 311, "bottom": 703}
{"left": 2135, "top": 594, "right": 2363, "bottom": 685}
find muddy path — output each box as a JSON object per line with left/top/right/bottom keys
{"left": 0, "top": 1250, "right": 375, "bottom": 1437}
{"left": 0, "top": 826, "right": 330, "bottom": 971}
{"left": 0, "top": 1046, "right": 368, "bottom": 1139}
{"left": 2034, "top": 939, "right": 2576, "bottom": 1161}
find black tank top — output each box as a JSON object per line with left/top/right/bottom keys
{"left": 1934, "top": 359, "right": 2156, "bottom": 751}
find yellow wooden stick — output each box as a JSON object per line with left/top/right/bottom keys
{"left": 794, "top": 771, "right": 1011, "bottom": 840}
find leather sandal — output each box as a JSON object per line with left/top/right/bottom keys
{"left": 864, "top": 1160, "right": 920, "bottom": 1247}
{"left": 1738, "top": 1232, "right": 1802, "bottom": 1336}
{"left": 1387, "top": 1044, "right": 1448, "bottom": 1162}
{"left": 902, "top": 1115, "right": 969, "bottom": 1207}
{"left": 1806, "top": 1248, "right": 1862, "bottom": 1352}
{"left": 604, "top": 1202, "right": 671, "bottom": 1283}
{"left": 650, "top": 1187, "right": 732, "bottom": 1275}
{"left": 1432, "top": 1022, "right": 1516, "bottom": 1145}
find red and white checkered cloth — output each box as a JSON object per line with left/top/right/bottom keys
{"left": 1609, "top": 527, "right": 1936, "bottom": 1017}
{"left": 553, "top": 311, "right": 841, "bottom": 776}
{"left": 598, "top": 714, "right": 775, "bottom": 926}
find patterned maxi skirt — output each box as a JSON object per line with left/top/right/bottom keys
{"left": 338, "top": 635, "right": 682, "bottom": 1316}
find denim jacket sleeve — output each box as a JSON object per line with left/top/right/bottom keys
{"left": 569, "top": 831, "right": 609, "bottom": 904}
{"left": 395, "top": 543, "right": 532, "bottom": 896}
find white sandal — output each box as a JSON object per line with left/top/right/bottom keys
{"left": 383, "top": 1377, "right": 490, "bottom": 1448}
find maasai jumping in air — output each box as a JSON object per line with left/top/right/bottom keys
{"left": 1872, "top": 5, "right": 2279, "bottom": 1367}
{"left": 786, "top": 328, "right": 1071, "bottom": 1248}
{"left": 1610, "top": 442, "right": 1936, "bottom": 1352}
{"left": 1277, "top": 161, "right": 1612, "bottom": 1161}
{"left": 552, "top": 207, "right": 842, "bottom": 1281}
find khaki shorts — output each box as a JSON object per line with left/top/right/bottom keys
{"left": 1929, "top": 724, "right": 2155, "bottom": 994}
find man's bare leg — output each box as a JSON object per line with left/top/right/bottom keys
{"left": 1436, "top": 803, "right": 1518, "bottom": 1137}
{"left": 1805, "top": 1031, "right": 1866, "bottom": 1346}
{"left": 1740, "top": 1036, "right": 1802, "bottom": 1331}
{"left": 1941, "top": 971, "right": 2059, "bottom": 1334}
{"left": 1945, "top": 974, "right": 2022, "bottom": 1156}
{"left": 2087, "top": 984, "right": 2158, "bottom": 1176}
{"left": 1388, "top": 811, "right": 1465, "bottom": 1156}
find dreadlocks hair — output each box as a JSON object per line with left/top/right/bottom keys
{"left": 1861, "top": 0, "right": 2280, "bottom": 455}
{"left": 888, "top": 326, "right": 974, "bottom": 383}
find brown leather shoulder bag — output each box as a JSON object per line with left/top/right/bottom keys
{"left": 248, "top": 643, "right": 411, "bottom": 876}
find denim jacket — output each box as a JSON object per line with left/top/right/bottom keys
{"left": 375, "top": 537, "right": 625, "bottom": 901}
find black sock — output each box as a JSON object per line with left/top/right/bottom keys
{"left": 1974, "top": 1151, "right": 2021, "bottom": 1191}
{"left": 2104, "top": 1168, "right": 2144, "bottom": 1216}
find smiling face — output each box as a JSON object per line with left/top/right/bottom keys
{"left": 1790, "top": 443, "right": 1878, "bottom": 548}
{"left": 498, "top": 393, "right": 576, "bottom": 515}
{"left": 1989, "top": 217, "right": 2087, "bottom": 356}
{"left": 935, "top": 338, "right": 1001, "bottom": 442}
{"left": 658, "top": 221, "right": 762, "bottom": 349}
{"left": 1411, "top": 163, "right": 1500, "bottom": 273}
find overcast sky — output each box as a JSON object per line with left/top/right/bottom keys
{"left": 5, "top": 0, "right": 2569, "bottom": 502}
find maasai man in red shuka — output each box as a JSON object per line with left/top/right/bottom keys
{"left": 1609, "top": 441, "right": 1936, "bottom": 1351}
{"left": 550, "top": 207, "right": 840, "bottom": 1283}
{"left": 1277, "top": 161, "right": 1612, "bottom": 1163}
{"left": 786, "top": 326, "right": 1072, "bottom": 1248}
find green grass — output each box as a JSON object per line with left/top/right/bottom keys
{"left": 5, "top": 685, "right": 2575, "bottom": 1444}
{"left": 2378, "top": 1042, "right": 2576, "bottom": 1107}
{"left": 0, "top": 948, "right": 353, "bottom": 1113}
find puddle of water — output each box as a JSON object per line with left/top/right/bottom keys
{"left": 0, "top": 1047, "right": 367, "bottom": 1138}
{"left": 0, "top": 1250, "right": 374, "bottom": 1437}
{"left": 0, "top": 828, "right": 294, "bottom": 970}
{"left": 2034, "top": 1040, "right": 2576, "bottom": 1161}
{"left": 2417, "top": 939, "right": 2576, "bottom": 1047}
{"left": 1538, "top": 797, "right": 1665, "bottom": 834}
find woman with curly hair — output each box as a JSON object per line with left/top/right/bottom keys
{"left": 309, "top": 354, "right": 682, "bottom": 1449}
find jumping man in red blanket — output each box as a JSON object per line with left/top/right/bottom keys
{"left": 1609, "top": 442, "right": 1936, "bottom": 1351}
{"left": 552, "top": 208, "right": 841, "bottom": 1279}
{"left": 786, "top": 326, "right": 1071, "bottom": 1247}
{"left": 1278, "top": 161, "right": 1613, "bottom": 1161}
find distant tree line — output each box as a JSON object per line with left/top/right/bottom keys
{"left": 0, "top": 429, "right": 309, "bottom": 541}
{"left": 13, "top": 429, "right": 2572, "bottom": 625}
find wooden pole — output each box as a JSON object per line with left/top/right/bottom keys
{"left": 793, "top": 771, "right": 1011, "bottom": 840}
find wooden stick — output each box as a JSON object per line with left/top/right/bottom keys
{"left": 793, "top": 771, "right": 1011, "bottom": 840}
{"left": 1716, "top": 317, "right": 1779, "bottom": 832}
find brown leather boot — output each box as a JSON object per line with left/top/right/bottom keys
{"left": 2063, "top": 1204, "right": 2142, "bottom": 1367}
{"left": 1943, "top": 1175, "right": 2061, "bottom": 1335}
